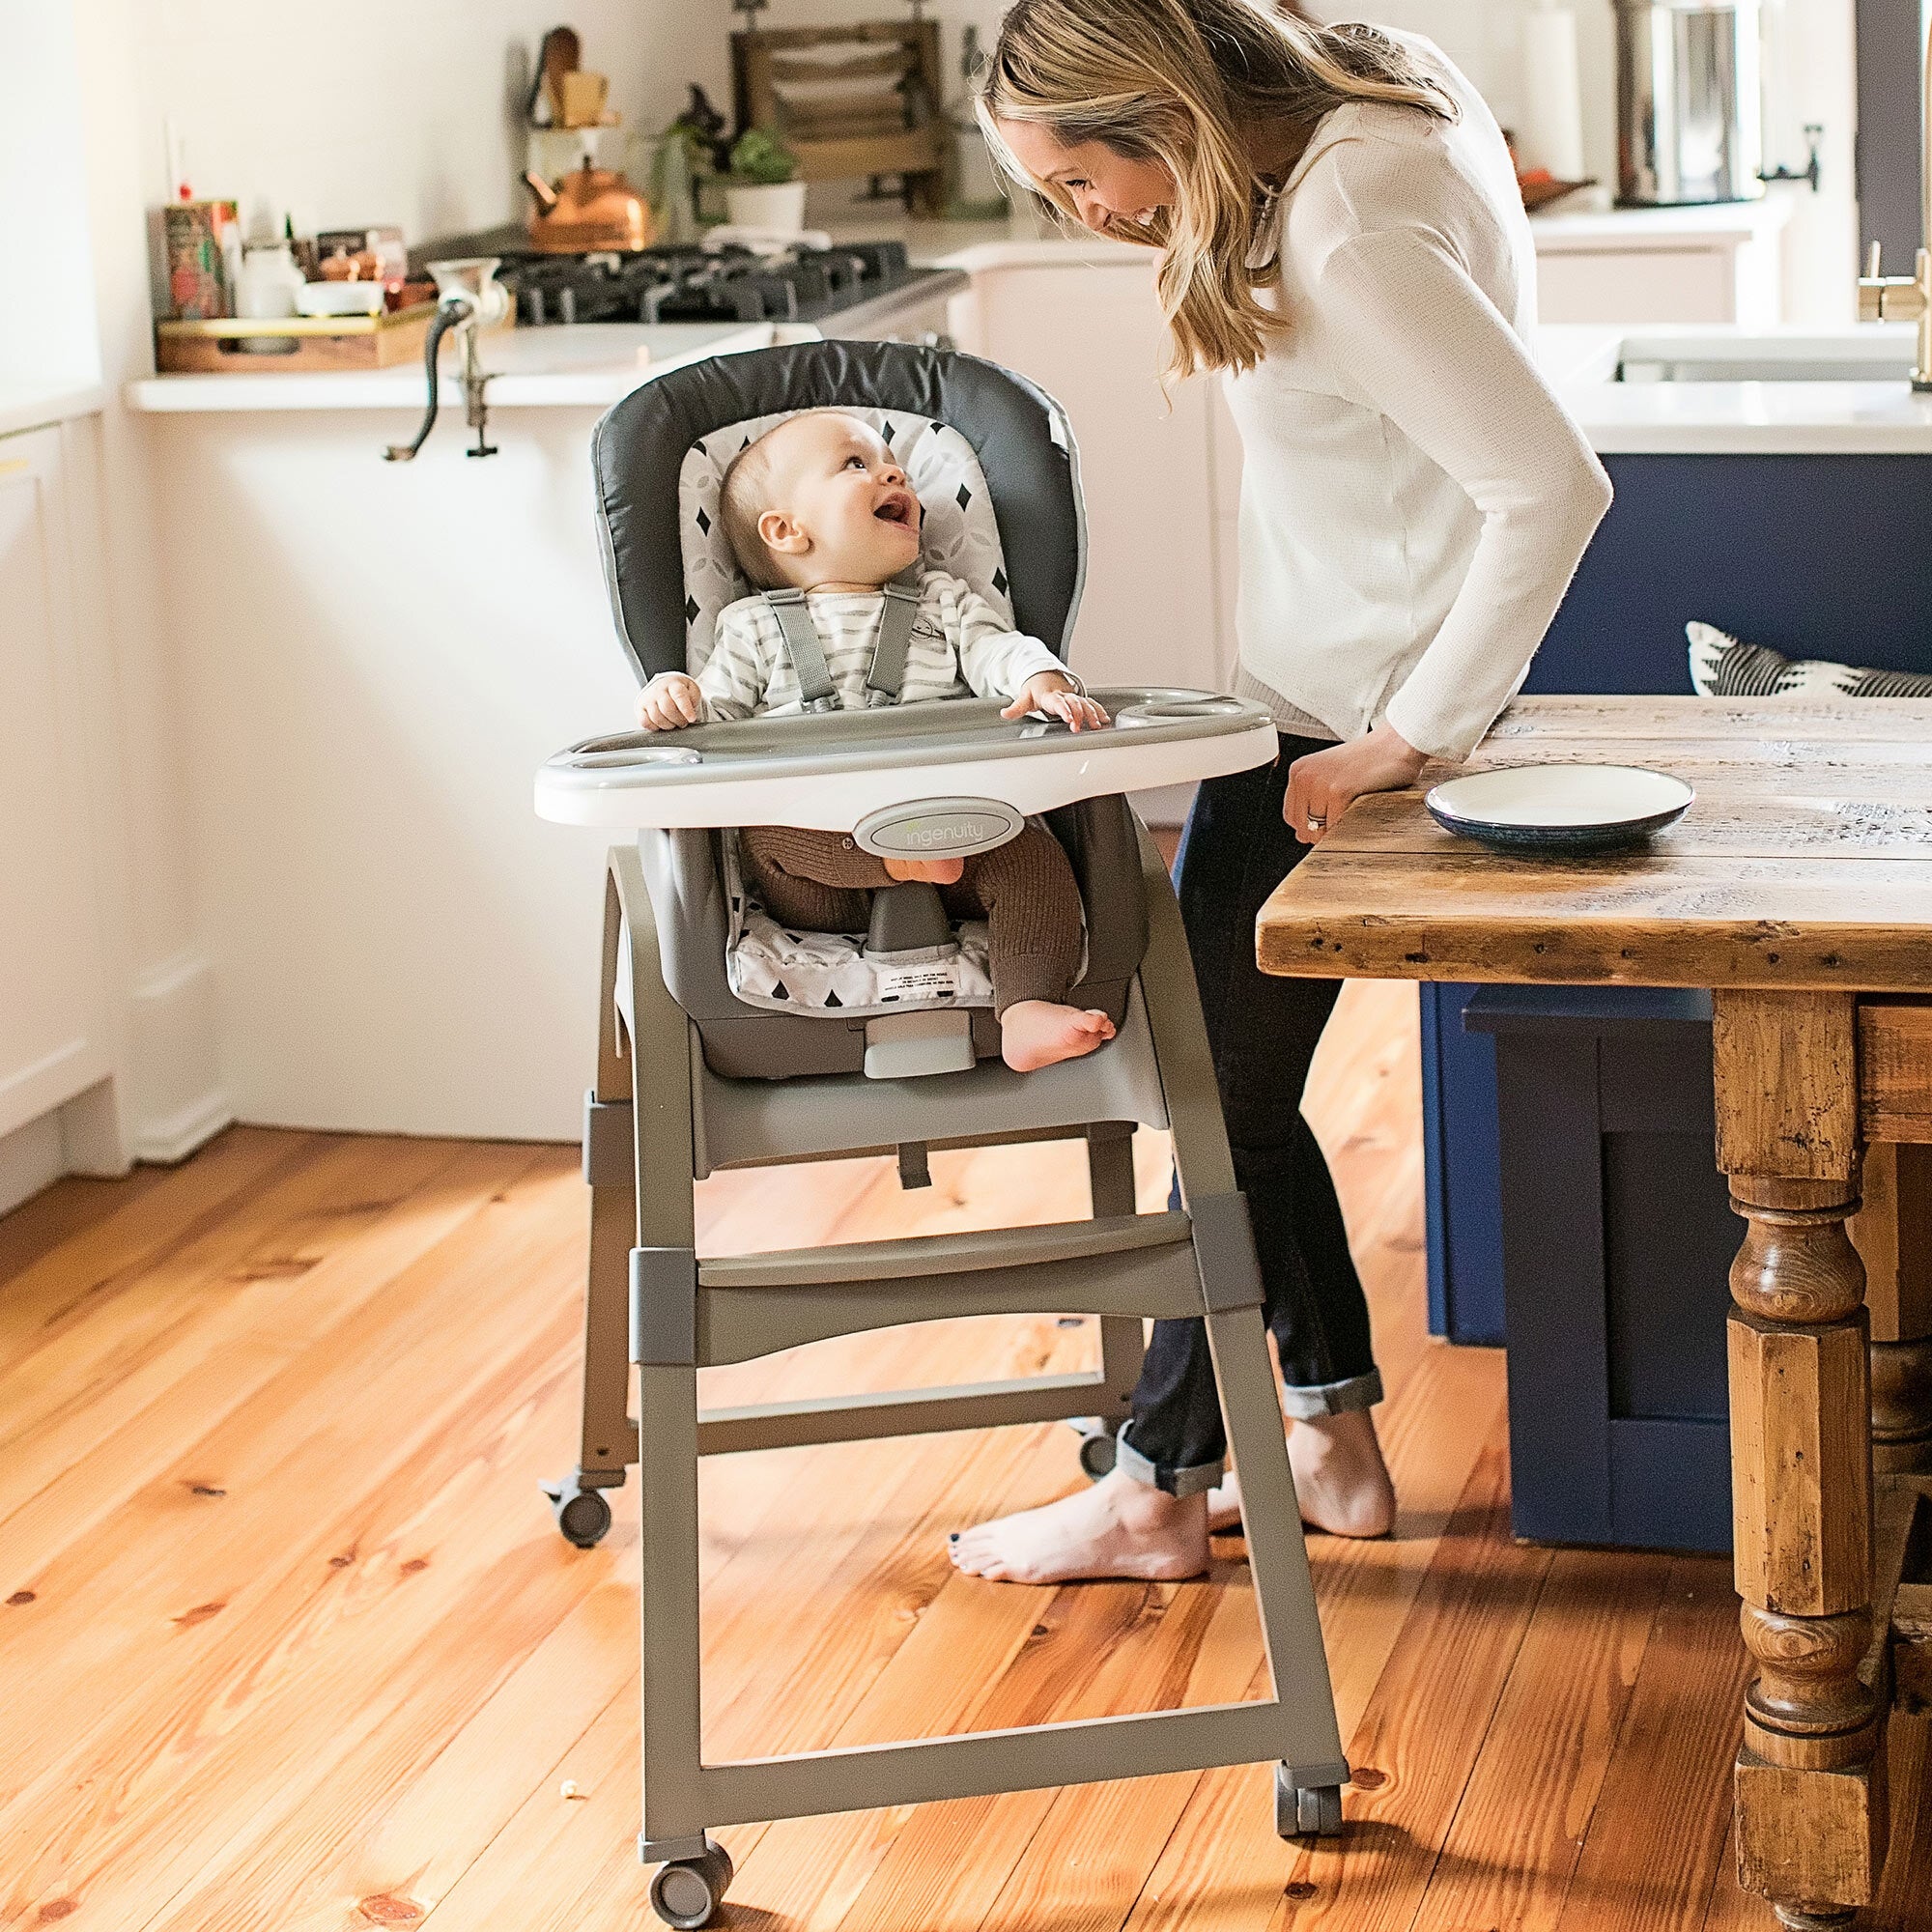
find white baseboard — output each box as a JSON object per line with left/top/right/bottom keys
{"left": 0, "top": 1112, "right": 66, "bottom": 1219}
{"left": 125, "top": 951, "right": 233, "bottom": 1164}
{"left": 130, "top": 1087, "right": 236, "bottom": 1165}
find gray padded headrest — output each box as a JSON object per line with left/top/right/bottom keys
{"left": 589, "top": 340, "right": 1087, "bottom": 684}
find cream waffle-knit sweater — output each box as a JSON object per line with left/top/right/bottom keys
{"left": 1224, "top": 31, "right": 1611, "bottom": 760}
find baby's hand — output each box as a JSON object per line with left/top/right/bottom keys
{"left": 1003, "top": 671, "right": 1110, "bottom": 733}
{"left": 638, "top": 673, "right": 704, "bottom": 731}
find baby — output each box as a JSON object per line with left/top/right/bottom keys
{"left": 638, "top": 410, "right": 1116, "bottom": 1071}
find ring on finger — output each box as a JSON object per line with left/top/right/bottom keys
{"left": 1306, "top": 813, "right": 1326, "bottom": 831}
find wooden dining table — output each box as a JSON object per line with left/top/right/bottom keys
{"left": 1255, "top": 695, "right": 1932, "bottom": 1929}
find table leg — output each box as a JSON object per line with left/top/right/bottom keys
{"left": 1852, "top": 1143, "right": 1932, "bottom": 1474}
{"left": 1713, "top": 990, "right": 1886, "bottom": 1929}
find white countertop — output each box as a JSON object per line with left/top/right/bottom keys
{"left": 0, "top": 380, "right": 106, "bottom": 439}
{"left": 124, "top": 266, "right": 1932, "bottom": 454}
{"left": 1541, "top": 323, "right": 1932, "bottom": 453}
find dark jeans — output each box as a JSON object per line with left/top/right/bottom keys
{"left": 1117, "top": 734, "right": 1383, "bottom": 1496}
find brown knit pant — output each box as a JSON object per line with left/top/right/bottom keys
{"left": 738, "top": 822, "right": 1084, "bottom": 1014}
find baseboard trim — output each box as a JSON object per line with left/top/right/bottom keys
{"left": 0, "top": 1112, "right": 67, "bottom": 1218}
{"left": 129, "top": 1086, "right": 235, "bottom": 1166}
{"left": 126, "top": 950, "right": 230, "bottom": 1163}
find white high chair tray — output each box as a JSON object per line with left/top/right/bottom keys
{"left": 535, "top": 689, "right": 1279, "bottom": 831}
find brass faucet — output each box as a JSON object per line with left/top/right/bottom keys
{"left": 1857, "top": 16, "right": 1932, "bottom": 388}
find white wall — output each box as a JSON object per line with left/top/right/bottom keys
{"left": 0, "top": 1, "right": 100, "bottom": 384}
{"left": 138, "top": 0, "right": 736, "bottom": 248}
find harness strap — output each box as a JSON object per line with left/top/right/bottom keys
{"left": 763, "top": 568, "right": 924, "bottom": 712}
{"left": 762, "top": 587, "right": 838, "bottom": 712}
{"left": 866, "top": 572, "right": 923, "bottom": 701}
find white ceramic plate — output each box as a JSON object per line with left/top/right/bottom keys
{"left": 1426, "top": 763, "right": 1694, "bottom": 853}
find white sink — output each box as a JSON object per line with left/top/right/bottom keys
{"left": 1617, "top": 327, "right": 1918, "bottom": 384}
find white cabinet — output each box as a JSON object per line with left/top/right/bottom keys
{"left": 1531, "top": 206, "right": 1790, "bottom": 325}
{"left": 965, "top": 260, "right": 1236, "bottom": 696}
{"left": 0, "top": 423, "right": 113, "bottom": 1141}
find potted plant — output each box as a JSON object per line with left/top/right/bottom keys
{"left": 724, "top": 128, "right": 807, "bottom": 235}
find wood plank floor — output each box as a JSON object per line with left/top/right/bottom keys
{"left": 3, "top": 981, "right": 1926, "bottom": 1931}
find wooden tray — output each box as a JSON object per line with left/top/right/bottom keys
{"left": 154, "top": 300, "right": 439, "bottom": 374}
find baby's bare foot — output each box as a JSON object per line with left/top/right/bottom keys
{"left": 1206, "top": 1410, "right": 1396, "bottom": 1540}
{"left": 948, "top": 1472, "right": 1209, "bottom": 1583}
{"left": 1000, "top": 1001, "right": 1116, "bottom": 1071}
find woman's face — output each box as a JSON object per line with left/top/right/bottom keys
{"left": 994, "top": 119, "right": 1174, "bottom": 235}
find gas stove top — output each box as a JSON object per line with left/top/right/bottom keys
{"left": 462, "top": 237, "right": 933, "bottom": 328}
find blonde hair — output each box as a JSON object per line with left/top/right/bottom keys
{"left": 979, "top": 0, "right": 1454, "bottom": 378}
{"left": 719, "top": 433, "right": 787, "bottom": 589}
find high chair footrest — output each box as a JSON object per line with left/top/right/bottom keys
{"left": 696, "top": 1369, "right": 1122, "bottom": 1456}
{"left": 697, "top": 1209, "right": 1189, "bottom": 1292}
{"left": 685, "top": 1701, "right": 1306, "bottom": 1832}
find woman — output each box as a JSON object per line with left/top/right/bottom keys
{"left": 949, "top": 0, "right": 1610, "bottom": 1585}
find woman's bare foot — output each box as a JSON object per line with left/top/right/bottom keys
{"left": 948, "top": 1471, "right": 1210, "bottom": 1583}
{"left": 1207, "top": 1410, "right": 1397, "bottom": 1540}
{"left": 1000, "top": 1000, "right": 1116, "bottom": 1071}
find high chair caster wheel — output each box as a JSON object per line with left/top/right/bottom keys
{"left": 1276, "top": 1765, "right": 1343, "bottom": 1839}
{"left": 649, "top": 1837, "right": 733, "bottom": 1928}
{"left": 1068, "top": 1417, "right": 1121, "bottom": 1481}
{"left": 541, "top": 1476, "right": 612, "bottom": 1548}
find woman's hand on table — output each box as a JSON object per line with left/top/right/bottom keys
{"left": 1004, "top": 672, "right": 1110, "bottom": 731}
{"left": 638, "top": 673, "right": 703, "bottom": 731}
{"left": 1284, "top": 722, "right": 1429, "bottom": 843}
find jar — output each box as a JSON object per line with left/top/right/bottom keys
{"left": 236, "top": 241, "right": 306, "bottom": 320}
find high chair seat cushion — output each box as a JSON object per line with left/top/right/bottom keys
{"left": 722, "top": 829, "right": 998, "bottom": 1013}
{"left": 680, "top": 412, "right": 1011, "bottom": 676}
{"left": 720, "top": 830, "right": 1089, "bottom": 1017}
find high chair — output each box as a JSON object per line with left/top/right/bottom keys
{"left": 534, "top": 340, "right": 1349, "bottom": 1928}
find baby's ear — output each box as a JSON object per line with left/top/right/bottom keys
{"left": 757, "top": 508, "right": 810, "bottom": 556}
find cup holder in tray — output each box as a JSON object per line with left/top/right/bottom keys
{"left": 565, "top": 745, "right": 703, "bottom": 770}
{"left": 1118, "top": 697, "right": 1245, "bottom": 725}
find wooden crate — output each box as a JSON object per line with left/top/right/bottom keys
{"left": 732, "top": 19, "right": 948, "bottom": 215}
{"left": 154, "top": 301, "right": 440, "bottom": 374}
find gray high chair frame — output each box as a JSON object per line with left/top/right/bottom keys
{"left": 540, "top": 342, "right": 1349, "bottom": 1927}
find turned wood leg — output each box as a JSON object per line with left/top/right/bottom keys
{"left": 1713, "top": 991, "right": 1887, "bottom": 1927}
{"left": 1851, "top": 1143, "right": 1932, "bottom": 1475}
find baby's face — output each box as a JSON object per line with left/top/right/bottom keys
{"left": 756, "top": 413, "right": 923, "bottom": 587}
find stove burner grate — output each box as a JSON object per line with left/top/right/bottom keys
{"left": 497, "top": 241, "right": 912, "bottom": 327}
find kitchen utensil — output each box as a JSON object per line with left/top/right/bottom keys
{"left": 557, "top": 69, "right": 610, "bottom": 128}
{"left": 383, "top": 258, "right": 511, "bottom": 461}
{"left": 524, "top": 164, "right": 655, "bottom": 251}
{"left": 528, "top": 25, "right": 582, "bottom": 128}
{"left": 1425, "top": 764, "right": 1694, "bottom": 853}
{"left": 1613, "top": 0, "right": 1764, "bottom": 205}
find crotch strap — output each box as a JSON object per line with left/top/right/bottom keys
{"left": 763, "top": 570, "right": 923, "bottom": 713}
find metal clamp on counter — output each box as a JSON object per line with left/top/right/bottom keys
{"left": 382, "top": 257, "right": 511, "bottom": 462}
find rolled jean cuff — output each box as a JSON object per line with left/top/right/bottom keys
{"left": 1280, "top": 1369, "right": 1384, "bottom": 1421}
{"left": 1114, "top": 1429, "right": 1223, "bottom": 1498}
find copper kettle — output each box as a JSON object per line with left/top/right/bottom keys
{"left": 523, "top": 164, "right": 656, "bottom": 253}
